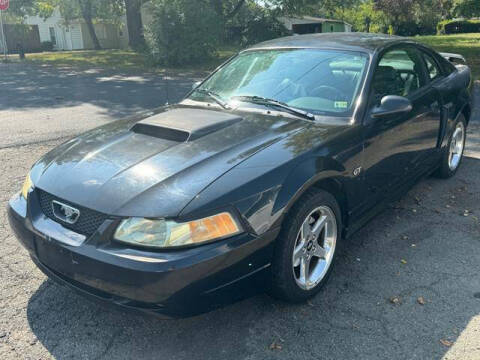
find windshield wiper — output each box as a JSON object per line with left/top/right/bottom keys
{"left": 231, "top": 95, "right": 315, "bottom": 121}
{"left": 193, "top": 88, "right": 231, "bottom": 110}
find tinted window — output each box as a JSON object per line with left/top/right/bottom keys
{"left": 371, "top": 48, "right": 425, "bottom": 101}
{"left": 190, "top": 49, "right": 369, "bottom": 116}
{"left": 423, "top": 53, "right": 442, "bottom": 81}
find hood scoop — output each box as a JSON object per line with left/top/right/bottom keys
{"left": 131, "top": 108, "right": 243, "bottom": 142}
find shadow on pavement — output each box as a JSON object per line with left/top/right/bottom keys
{"left": 0, "top": 63, "right": 202, "bottom": 119}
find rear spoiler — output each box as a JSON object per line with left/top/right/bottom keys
{"left": 440, "top": 52, "right": 466, "bottom": 64}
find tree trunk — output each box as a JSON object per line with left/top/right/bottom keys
{"left": 125, "top": 0, "right": 145, "bottom": 50}
{"left": 84, "top": 17, "right": 101, "bottom": 50}
{"left": 225, "top": 0, "right": 246, "bottom": 20}
{"left": 78, "top": 0, "right": 101, "bottom": 50}
{"left": 365, "top": 16, "right": 371, "bottom": 33}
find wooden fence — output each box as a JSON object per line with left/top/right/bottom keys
{"left": 0, "top": 24, "right": 41, "bottom": 53}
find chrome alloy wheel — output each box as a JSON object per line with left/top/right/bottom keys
{"left": 448, "top": 122, "right": 465, "bottom": 171}
{"left": 292, "top": 206, "right": 337, "bottom": 290}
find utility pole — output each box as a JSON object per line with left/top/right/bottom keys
{"left": 0, "top": 0, "right": 9, "bottom": 61}
{"left": 0, "top": 10, "right": 7, "bottom": 61}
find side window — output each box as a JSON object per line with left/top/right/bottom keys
{"left": 422, "top": 53, "right": 442, "bottom": 81}
{"left": 371, "top": 48, "right": 425, "bottom": 103}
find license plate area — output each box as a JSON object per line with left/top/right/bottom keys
{"left": 35, "top": 236, "right": 77, "bottom": 278}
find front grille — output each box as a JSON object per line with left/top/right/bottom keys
{"left": 37, "top": 189, "right": 109, "bottom": 237}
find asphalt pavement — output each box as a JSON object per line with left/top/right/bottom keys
{"left": 0, "top": 62, "right": 479, "bottom": 360}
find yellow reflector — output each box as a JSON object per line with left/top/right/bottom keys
{"left": 167, "top": 212, "right": 240, "bottom": 246}
{"left": 189, "top": 212, "right": 239, "bottom": 243}
{"left": 21, "top": 173, "right": 33, "bottom": 199}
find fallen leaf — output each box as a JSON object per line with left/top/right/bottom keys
{"left": 401, "top": 259, "right": 407, "bottom": 264}
{"left": 270, "top": 342, "right": 283, "bottom": 351}
{"left": 389, "top": 296, "right": 401, "bottom": 305}
{"left": 446, "top": 204, "right": 451, "bottom": 208}
{"left": 440, "top": 339, "right": 453, "bottom": 347}
{"left": 417, "top": 296, "right": 426, "bottom": 305}
{"left": 402, "top": 235, "right": 409, "bottom": 240}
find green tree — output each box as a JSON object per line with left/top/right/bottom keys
{"left": 124, "top": 0, "right": 146, "bottom": 50}
{"left": 228, "top": 2, "right": 289, "bottom": 45}
{"left": 34, "top": 0, "right": 124, "bottom": 50}
{"left": 78, "top": 0, "right": 102, "bottom": 49}
{"left": 341, "top": 1, "right": 388, "bottom": 33}
{"left": 145, "top": 0, "right": 222, "bottom": 65}
{"left": 6, "top": 0, "right": 37, "bottom": 18}
{"left": 454, "top": 0, "right": 480, "bottom": 17}
{"left": 374, "top": 0, "right": 448, "bottom": 35}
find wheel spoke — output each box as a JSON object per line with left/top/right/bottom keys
{"left": 313, "top": 245, "right": 326, "bottom": 259}
{"left": 299, "top": 256, "right": 311, "bottom": 285}
{"left": 293, "top": 243, "right": 304, "bottom": 267}
{"left": 301, "top": 221, "right": 312, "bottom": 241}
{"left": 455, "top": 135, "right": 463, "bottom": 153}
{"left": 311, "top": 215, "right": 327, "bottom": 238}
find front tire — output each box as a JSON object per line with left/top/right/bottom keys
{"left": 269, "top": 189, "right": 341, "bottom": 303}
{"left": 435, "top": 116, "right": 467, "bottom": 179}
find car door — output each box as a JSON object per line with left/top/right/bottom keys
{"left": 418, "top": 49, "right": 451, "bottom": 167}
{"left": 361, "top": 46, "right": 441, "bottom": 204}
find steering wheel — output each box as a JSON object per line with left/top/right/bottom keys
{"left": 311, "top": 85, "right": 348, "bottom": 102}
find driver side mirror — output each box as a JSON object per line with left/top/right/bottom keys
{"left": 372, "top": 95, "right": 412, "bottom": 118}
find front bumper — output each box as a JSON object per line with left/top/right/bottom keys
{"left": 8, "top": 191, "right": 278, "bottom": 318}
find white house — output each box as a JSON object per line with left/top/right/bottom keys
{"left": 279, "top": 16, "right": 352, "bottom": 34}
{"left": 24, "top": 9, "right": 128, "bottom": 51}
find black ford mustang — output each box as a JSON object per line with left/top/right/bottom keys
{"left": 8, "top": 33, "right": 473, "bottom": 318}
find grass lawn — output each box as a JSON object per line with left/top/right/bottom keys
{"left": 7, "top": 47, "right": 238, "bottom": 74}
{"left": 414, "top": 33, "right": 480, "bottom": 80}
{"left": 22, "top": 50, "right": 150, "bottom": 70}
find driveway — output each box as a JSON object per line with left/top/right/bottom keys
{"left": 1, "top": 63, "right": 479, "bottom": 360}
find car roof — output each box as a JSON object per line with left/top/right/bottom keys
{"left": 245, "top": 33, "right": 412, "bottom": 54}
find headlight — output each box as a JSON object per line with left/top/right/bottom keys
{"left": 114, "top": 212, "right": 241, "bottom": 248}
{"left": 21, "top": 173, "right": 33, "bottom": 199}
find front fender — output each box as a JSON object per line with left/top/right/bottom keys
{"left": 273, "top": 156, "right": 345, "bottom": 218}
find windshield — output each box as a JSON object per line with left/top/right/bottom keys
{"left": 188, "top": 49, "right": 369, "bottom": 116}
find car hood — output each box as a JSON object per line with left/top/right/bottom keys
{"left": 31, "top": 105, "right": 308, "bottom": 218}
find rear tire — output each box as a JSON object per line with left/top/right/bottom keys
{"left": 435, "top": 115, "right": 467, "bottom": 179}
{"left": 269, "top": 188, "right": 341, "bottom": 303}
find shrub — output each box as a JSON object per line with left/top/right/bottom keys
{"left": 242, "top": 15, "right": 288, "bottom": 45}
{"left": 144, "top": 0, "right": 221, "bottom": 66}
{"left": 225, "top": 4, "right": 289, "bottom": 46}
{"left": 437, "top": 19, "right": 480, "bottom": 34}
